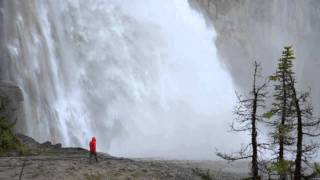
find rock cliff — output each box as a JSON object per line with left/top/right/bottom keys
{"left": 190, "top": 0, "right": 320, "bottom": 108}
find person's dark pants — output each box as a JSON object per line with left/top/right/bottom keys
{"left": 89, "top": 151, "right": 98, "bottom": 162}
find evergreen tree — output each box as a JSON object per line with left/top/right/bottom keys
{"left": 282, "top": 47, "right": 320, "bottom": 180}
{"left": 268, "top": 46, "right": 320, "bottom": 179}
{"left": 267, "top": 46, "right": 297, "bottom": 180}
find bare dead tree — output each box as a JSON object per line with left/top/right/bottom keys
{"left": 217, "top": 61, "right": 267, "bottom": 180}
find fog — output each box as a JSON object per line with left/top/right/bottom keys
{"left": 0, "top": 0, "right": 250, "bottom": 160}
{"left": 192, "top": 0, "right": 320, "bottom": 113}
{"left": 109, "top": 0, "right": 243, "bottom": 159}
{"left": 3, "top": 0, "right": 319, "bottom": 160}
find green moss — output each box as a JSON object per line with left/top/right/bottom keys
{"left": 0, "top": 96, "right": 28, "bottom": 156}
{"left": 0, "top": 128, "right": 27, "bottom": 156}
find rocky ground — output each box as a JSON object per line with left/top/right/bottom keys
{"left": 0, "top": 135, "right": 246, "bottom": 180}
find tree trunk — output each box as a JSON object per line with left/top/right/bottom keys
{"left": 279, "top": 70, "right": 287, "bottom": 180}
{"left": 251, "top": 64, "right": 259, "bottom": 179}
{"left": 291, "top": 79, "right": 302, "bottom": 180}
{"left": 251, "top": 95, "right": 259, "bottom": 179}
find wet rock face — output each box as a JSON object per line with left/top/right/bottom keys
{"left": 190, "top": 0, "right": 320, "bottom": 109}
{"left": 0, "top": 81, "right": 23, "bottom": 126}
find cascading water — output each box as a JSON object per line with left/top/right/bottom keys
{"left": 1, "top": 0, "right": 243, "bottom": 159}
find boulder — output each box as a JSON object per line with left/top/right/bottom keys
{"left": 0, "top": 81, "right": 23, "bottom": 125}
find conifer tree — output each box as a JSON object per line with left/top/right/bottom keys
{"left": 268, "top": 46, "right": 320, "bottom": 179}
{"left": 282, "top": 47, "right": 320, "bottom": 180}
{"left": 267, "top": 46, "right": 297, "bottom": 180}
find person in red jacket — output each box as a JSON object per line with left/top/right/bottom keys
{"left": 89, "top": 137, "right": 98, "bottom": 163}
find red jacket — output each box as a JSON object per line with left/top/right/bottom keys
{"left": 89, "top": 137, "right": 96, "bottom": 153}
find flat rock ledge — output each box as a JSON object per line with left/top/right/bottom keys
{"left": 0, "top": 135, "right": 243, "bottom": 180}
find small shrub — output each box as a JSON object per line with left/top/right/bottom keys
{"left": 315, "top": 163, "right": 320, "bottom": 176}
{"left": 192, "top": 168, "right": 215, "bottom": 180}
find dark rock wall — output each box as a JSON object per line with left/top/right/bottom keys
{"left": 0, "top": 81, "right": 23, "bottom": 130}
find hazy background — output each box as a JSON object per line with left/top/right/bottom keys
{"left": 0, "top": 0, "right": 319, "bottom": 160}
{"left": 0, "top": 0, "right": 246, "bottom": 160}
{"left": 191, "top": 0, "right": 320, "bottom": 112}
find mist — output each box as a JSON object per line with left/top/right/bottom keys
{"left": 0, "top": 0, "right": 249, "bottom": 160}
{"left": 191, "top": 0, "right": 320, "bottom": 113}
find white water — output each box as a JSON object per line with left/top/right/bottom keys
{"left": 2, "top": 0, "right": 242, "bottom": 159}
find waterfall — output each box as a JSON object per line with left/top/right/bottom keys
{"left": 1, "top": 0, "right": 241, "bottom": 159}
